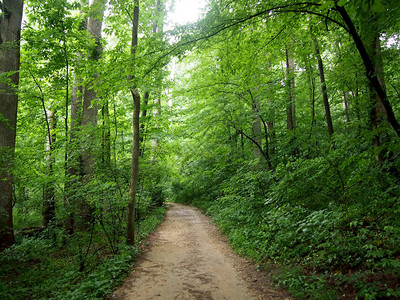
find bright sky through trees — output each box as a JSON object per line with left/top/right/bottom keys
{"left": 167, "top": 0, "right": 206, "bottom": 26}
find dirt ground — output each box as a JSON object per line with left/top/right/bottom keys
{"left": 112, "top": 203, "right": 290, "bottom": 300}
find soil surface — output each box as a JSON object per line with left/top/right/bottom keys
{"left": 112, "top": 203, "right": 290, "bottom": 300}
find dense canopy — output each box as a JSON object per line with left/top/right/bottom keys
{"left": 1, "top": 0, "right": 400, "bottom": 298}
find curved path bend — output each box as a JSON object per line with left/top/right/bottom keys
{"left": 112, "top": 202, "right": 289, "bottom": 300}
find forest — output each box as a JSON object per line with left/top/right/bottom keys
{"left": 1, "top": 0, "right": 400, "bottom": 298}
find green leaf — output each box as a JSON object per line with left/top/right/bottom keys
{"left": 371, "top": 0, "right": 386, "bottom": 12}
{"left": 320, "top": 1, "right": 335, "bottom": 10}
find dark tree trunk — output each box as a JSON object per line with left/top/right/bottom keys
{"left": 139, "top": 91, "right": 149, "bottom": 157}
{"left": 313, "top": 38, "right": 334, "bottom": 137}
{"left": 0, "top": 0, "right": 24, "bottom": 250}
{"left": 252, "top": 100, "right": 262, "bottom": 160}
{"left": 43, "top": 111, "right": 56, "bottom": 227}
{"left": 285, "top": 44, "right": 298, "bottom": 156}
{"left": 127, "top": 0, "right": 140, "bottom": 246}
{"left": 369, "top": 33, "right": 388, "bottom": 162}
{"left": 335, "top": 4, "right": 400, "bottom": 137}
{"left": 102, "top": 100, "right": 111, "bottom": 165}
{"left": 285, "top": 46, "right": 296, "bottom": 131}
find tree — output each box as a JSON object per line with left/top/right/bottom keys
{"left": 0, "top": 0, "right": 24, "bottom": 250}
{"left": 334, "top": 2, "right": 400, "bottom": 138}
{"left": 312, "top": 36, "right": 334, "bottom": 138}
{"left": 43, "top": 109, "right": 56, "bottom": 227}
{"left": 77, "top": 0, "right": 107, "bottom": 230}
{"left": 127, "top": 0, "right": 140, "bottom": 246}
{"left": 285, "top": 43, "right": 296, "bottom": 132}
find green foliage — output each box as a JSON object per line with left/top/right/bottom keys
{"left": 0, "top": 206, "right": 166, "bottom": 300}
{"left": 4, "top": 0, "right": 400, "bottom": 298}
{"left": 171, "top": 146, "right": 400, "bottom": 297}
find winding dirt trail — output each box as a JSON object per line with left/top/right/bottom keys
{"left": 112, "top": 203, "right": 289, "bottom": 300}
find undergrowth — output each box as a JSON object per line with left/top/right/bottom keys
{"left": 172, "top": 148, "right": 400, "bottom": 299}
{"left": 0, "top": 206, "right": 166, "bottom": 300}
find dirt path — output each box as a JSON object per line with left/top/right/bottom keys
{"left": 112, "top": 203, "right": 289, "bottom": 300}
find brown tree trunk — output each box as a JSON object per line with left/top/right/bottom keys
{"left": 127, "top": 0, "right": 140, "bottom": 246}
{"left": 252, "top": 100, "right": 262, "bottom": 160}
{"left": 0, "top": 0, "right": 24, "bottom": 250}
{"left": 285, "top": 44, "right": 298, "bottom": 156}
{"left": 77, "top": 0, "right": 106, "bottom": 230}
{"left": 285, "top": 46, "right": 296, "bottom": 131}
{"left": 81, "top": 0, "right": 106, "bottom": 178}
{"left": 313, "top": 38, "right": 334, "bottom": 137}
{"left": 139, "top": 91, "right": 149, "bottom": 157}
{"left": 43, "top": 110, "right": 56, "bottom": 227}
{"left": 127, "top": 90, "right": 140, "bottom": 245}
{"left": 369, "top": 33, "right": 388, "bottom": 162}
{"left": 102, "top": 100, "right": 111, "bottom": 165}
{"left": 305, "top": 54, "right": 316, "bottom": 138}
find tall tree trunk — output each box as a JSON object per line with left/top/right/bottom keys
{"left": 81, "top": 0, "right": 106, "bottom": 179}
{"left": 369, "top": 33, "right": 388, "bottom": 162}
{"left": 43, "top": 110, "right": 56, "bottom": 227}
{"left": 285, "top": 44, "right": 298, "bottom": 156}
{"left": 139, "top": 91, "right": 149, "bottom": 157}
{"left": 77, "top": 0, "right": 106, "bottom": 230}
{"left": 335, "top": 4, "right": 400, "bottom": 138}
{"left": 0, "top": 0, "right": 24, "bottom": 250}
{"left": 313, "top": 38, "right": 334, "bottom": 137}
{"left": 102, "top": 100, "right": 111, "bottom": 166}
{"left": 285, "top": 45, "right": 296, "bottom": 131}
{"left": 65, "top": 4, "right": 87, "bottom": 232}
{"left": 252, "top": 100, "right": 262, "bottom": 160}
{"left": 305, "top": 54, "right": 316, "bottom": 139}
{"left": 127, "top": 0, "right": 140, "bottom": 246}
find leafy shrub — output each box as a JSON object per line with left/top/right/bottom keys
{"left": 179, "top": 149, "right": 400, "bottom": 298}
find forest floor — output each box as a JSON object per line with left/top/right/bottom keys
{"left": 111, "top": 203, "right": 290, "bottom": 300}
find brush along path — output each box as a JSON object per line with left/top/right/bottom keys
{"left": 112, "top": 202, "right": 289, "bottom": 300}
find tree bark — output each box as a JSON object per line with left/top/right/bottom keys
{"left": 335, "top": 4, "right": 400, "bottom": 138}
{"left": 127, "top": 89, "right": 140, "bottom": 245}
{"left": 43, "top": 110, "right": 56, "bottom": 227}
{"left": 77, "top": 0, "right": 106, "bottom": 230}
{"left": 285, "top": 45, "right": 296, "bottom": 131}
{"left": 285, "top": 44, "right": 298, "bottom": 156}
{"left": 369, "top": 32, "right": 388, "bottom": 162}
{"left": 313, "top": 38, "right": 334, "bottom": 137}
{"left": 0, "top": 0, "right": 24, "bottom": 250}
{"left": 102, "top": 100, "right": 111, "bottom": 165}
{"left": 127, "top": 0, "right": 140, "bottom": 246}
{"left": 139, "top": 91, "right": 149, "bottom": 157}
{"left": 252, "top": 100, "right": 262, "bottom": 160}
{"left": 81, "top": 0, "right": 106, "bottom": 179}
